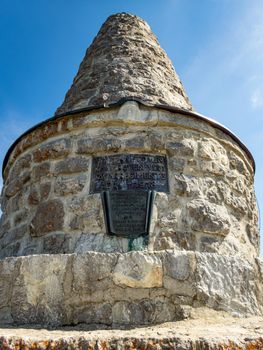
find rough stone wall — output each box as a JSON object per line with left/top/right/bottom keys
{"left": 55, "top": 13, "right": 192, "bottom": 115}
{"left": 0, "top": 251, "right": 262, "bottom": 326}
{"left": 0, "top": 102, "right": 258, "bottom": 260}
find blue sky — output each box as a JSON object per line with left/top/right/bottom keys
{"left": 0, "top": 0, "right": 262, "bottom": 254}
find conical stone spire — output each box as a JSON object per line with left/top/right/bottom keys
{"left": 55, "top": 13, "right": 192, "bottom": 115}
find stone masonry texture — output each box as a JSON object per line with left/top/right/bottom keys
{"left": 0, "top": 251, "right": 262, "bottom": 327}
{"left": 55, "top": 13, "right": 192, "bottom": 115}
{"left": 0, "top": 103, "right": 258, "bottom": 260}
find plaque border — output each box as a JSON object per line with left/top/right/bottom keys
{"left": 90, "top": 153, "right": 170, "bottom": 194}
{"left": 101, "top": 190, "right": 156, "bottom": 238}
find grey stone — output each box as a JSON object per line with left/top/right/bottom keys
{"left": 30, "top": 199, "right": 64, "bottom": 237}
{"left": 164, "top": 252, "right": 194, "bottom": 281}
{"left": 199, "top": 235, "right": 223, "bottom": 253}
{"left": 195, "top": 253, "right": 260, "bottom": 315}
{"left": 73, "top": 303, "right": 112, "bottom": 325}
{"left": 0, "top": 224, "right": 27, "bottom": 249}
{"left": 112, "top": 299, "right": 175, "bottom": 325}
{"left": 54, "top": 175, "right": 86, "bottom": 196}
{"left": 77, "top": 138, "right": 121, "bottom": 154}
{"left": 125, "top": 136, "right": 145, "bottom": 149}
{"left": 187, "top": 199, "right": 230, "bottom": 235}
{"left": 229, "top": 151, "right": 246, "bottom": 174}
{"left": 166, "top": 140, "right": 195, "bottom": 157}
{"left": 54, "top": 156, "right": 89, "bottom": 174}
{"left": 14, "top": 209, "right": 29, "bottom": 226}
{"left": 43, "top": 233, "right": 70, "bottom": 254}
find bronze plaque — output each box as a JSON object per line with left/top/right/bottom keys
{"left": 90, "top": 154, "right": 169, "bottom": 193}
{"left": 102, "top": 191, "right": 154, "bottom": 238}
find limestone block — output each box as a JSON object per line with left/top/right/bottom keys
{"left": 54, "top": 175, "right": 86, "bottom": 196}
{"left": 0, "top": 258, "right": 19, "bottom": 309}
{"left": 187, "top": 199, "right": 230, "bottom": 235}
{"left": 195, "top": 253, "right": 260, "bottom": 315}
{"left": 72, "top": 252, "right": 117, "bottom": 292}
{"left": 11, "top": 254, "right": 69, "bottom": 325}
{"left": 54, "top": 156, "right": 90, "bottom": 174}
{"left": 30, "top": 199, "right": 64, "bottom": 236}
{"left": 113, "top": 252, "right": 163, "bottom": 288}
{"left": 73, "top": 303, "right": 112, "bottom": 325}
{"left": 199, "top": 138, "right": 228, "bottom": 166}
{"left": 33, "top": 138, "right": 71, "bottom": 162}
{"left": 163, "top": 252, "right": 196, "bottom": 297}
{"left": 163, "top": 252, "right": 195, "bottom": 281}
{"left": 173, "top": 174, "right": 200, "bottom": 197}
{"left": 112, "top": 299, "right": 175, "bottom": 325}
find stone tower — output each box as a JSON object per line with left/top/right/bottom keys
{"left": 0, "top": 13, "right": 262, "bottom": 328}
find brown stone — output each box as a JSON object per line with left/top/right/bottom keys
{"left": 33, "top": 138, "right": 71, "bottom": 162}
{"left": 54, "top": 156, "right": 89, "bottom": 174}
{"left": 30, "top": 199, "right": 64, "bottom": 237}
{"left": 40, "top": 183, "right": 51, "bottom": 200}
{"left": 5, "top": 171, "right": 30, "bottom": 198}
{"left": 28, "top": 188, "right": 40, "bottom": 205}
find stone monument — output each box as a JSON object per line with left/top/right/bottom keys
{"left": 0, "top": 12, "right": 262, "bottom": 349}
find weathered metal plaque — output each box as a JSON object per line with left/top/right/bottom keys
{"left": 102, "top": 190, "right": 154, "bottom": 238}
{"left": 90, "top": 154, "right": 169, "bottom": 193}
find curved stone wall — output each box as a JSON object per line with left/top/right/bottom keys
{"left": 0, "top": 251, "right": 262, "bottom": 326}
{"left": 0, "top": 102, "right": 259, "bottom": 260}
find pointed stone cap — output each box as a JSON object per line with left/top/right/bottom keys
{"left": 55, "top": 13, "right": 193, "bottom": 115}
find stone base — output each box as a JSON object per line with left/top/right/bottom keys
{"left": 0, "top": 311, "right": 263, "bottom": 349}
{"left": 1, "top": 251, "right": 262, "bottom": 327}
